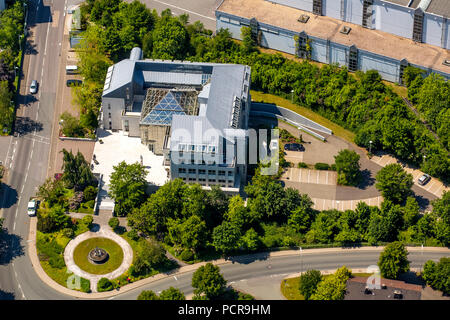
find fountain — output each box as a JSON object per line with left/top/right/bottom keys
{"left": 88, "top": 247, "right": 109, "bottom": 264}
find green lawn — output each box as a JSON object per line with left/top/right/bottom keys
{"left": 250, "top": 90, "right": 356, "bottom": 143}
{"left": 73, "top": 238, "right": 124, "bottom": 275}
{"left": 280, "top": 277, "right": 305, "bottom": 300}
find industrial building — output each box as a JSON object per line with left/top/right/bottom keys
{"left": 101, "top": 48, "right": 251, "bottom": 192}
{"left": 216, "top": 0, "right": 450, "bottom": 83}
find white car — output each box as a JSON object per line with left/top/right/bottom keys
{"left": 30, "top": 80, "right": 38, "bottom": 94}
{"left": 27, "top": 199, "right": 37, "bottom": 216}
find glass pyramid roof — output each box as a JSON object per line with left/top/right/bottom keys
{"left": 141, "top": 91, "right": 188, "bottom": 125}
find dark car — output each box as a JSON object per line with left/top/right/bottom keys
{"left": 66, "top": 79, "right": 82, "bottom": 87}
{"left": 284, "top": 143, "right": 304, "bottom": 151}
{"left": 417, "top": 174, "right": 431, "bottom": 186}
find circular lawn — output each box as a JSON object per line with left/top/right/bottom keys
{"left": 73, "top": 237, "right": 124, "bottom": 275}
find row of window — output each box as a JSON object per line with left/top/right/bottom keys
{"left": 181, "top": 177, "right": 230, "bottom": 187}
{"left": 178, "top": 168, "right": 233, "bottom": 176}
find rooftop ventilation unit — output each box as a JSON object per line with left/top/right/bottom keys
{"left": 340, "top": 26, "right": 351, "bottom": 34}
{"left": 443, "top": 59, "right": 450, "bottom": 67}
{"left": 298, "top": 15, "right": 309, "bottom": 23}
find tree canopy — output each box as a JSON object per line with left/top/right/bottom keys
{"left": 378, "top": 242, "right": 410, "bottom": 279}
{"left": 375, "top": 164, "right": 413, "bottom": 204}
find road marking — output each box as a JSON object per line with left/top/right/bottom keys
{"left": 21, "top": 185, "right": 25, "bottom": 194}
{"left": 152, "top": 0, "right": 216, "bottom": 21}
{"left": 173, "top": 276, "right": 178, "bottom": 281}
{"left": 13, "top": 221, "right": 16, "bottom": 231}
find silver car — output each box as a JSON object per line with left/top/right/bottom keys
{"left": 30, "top": 80, "right": 38, "bottom": 94}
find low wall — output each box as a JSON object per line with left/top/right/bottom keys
{"left": 251, "top": 103, "right": 332, "bottom": 134}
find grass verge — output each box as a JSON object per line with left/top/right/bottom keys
{"left": 73, "top": 237, "right": 124, "bottom": 275}
{"left": 250, "top": 90, "right": 356, "bottom": 143}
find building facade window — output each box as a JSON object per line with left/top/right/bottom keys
{"left": 178, "top": 168, "right": 186, "bottom": 174}
{"left": 188, "top": 169, "right": 196, "bottom": 174}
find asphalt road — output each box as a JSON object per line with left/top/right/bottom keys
{"left": 0, "top": 0, "right": 73, "bottom": 300}
{"left": 104, "top": 249, "right": 449, "bottom": 300}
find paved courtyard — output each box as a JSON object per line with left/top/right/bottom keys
{"left": 92, "top": 129, "right": 169, "bottom": 187}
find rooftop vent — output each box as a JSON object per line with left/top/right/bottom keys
{"left": 298, "top": 15, "right": 309, "bottom": 23}
{"left": 443, "top": 59, "right": 450, "bottom": 67}
{"left": 340, "top": 26, "right": 351, "bottom": 34}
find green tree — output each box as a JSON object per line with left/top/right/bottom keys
{"left": 0, "top": 81, "right": 13, "bottom": 132}
{"left": 378, "top": 242, "right": 410, "bottom": 279}
{"left": 109, "top": 161, "right": 147, "bottom": 216}
{"left": 167, "top": 214, "right": 208, "bottom": 253}
{"left": 37, "top": 178, "right": 66, "bottom": 207}
{"left": 299, "top": 269, "right": 322, "bottom": 300}
{"left": 402, "top": 197, "right": 420, "bottom": 228}
{"left": 37, "top": 205, "right": 70, "bottom": 233}
{"left": 240, "top": 26, "right": 257, "bottom": 54}
{"left": 60, "top": 112, "right": 84, "bottom": 138}
{"left": 375, "top": 164, "right": 413, "bottom": 204}
{"left": 137, "top": 290, "right": 159, "bottom": 300}
{"left": 159, "top": 287, "right": 185, "bottom": 300}
{"left": 192, "top": 263, "right": 227, "bottom": 300}
{"left": 421, "top": 257, "right": 449, "bottom": 295}
{"left": 61, "top": 149, "right": 95, "bottom": 190}
{"left": 239, "top": 228, "right": 260, "bottom": 251}
{"left": 212, "top": 221, "right": 241, "bottom": 253}
{"left": 151, "top": 16, "right": 190, "bottom": 60}
{"left": 310, "top": 266, "right": 351, "bottom": 300}
{"left": 133, "top": 239, "right": 167, "bottom": 275}
{"left": 334, "top": 149, "right": 361, "bottom": 186}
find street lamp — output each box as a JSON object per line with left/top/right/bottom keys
{"left": 369, "top": 140, "right": 373, "bottom": 154}
{"left": 291, "top": 89, "right": 294, "bottom": 103}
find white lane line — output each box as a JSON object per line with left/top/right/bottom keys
{"left": 21, "top": 184, "right": 25, "bottom": 194}
{"left": 173, "top": 276, "right": 178, "bottom": 281}
{"left": 152, "top": 0, "right": 216, "bottom": 21}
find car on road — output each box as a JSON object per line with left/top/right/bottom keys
{"left": 30, "top": 80, "right": 38, "bottom": 94}
{"left": 284, "top": 143, "right": 304, "bottom": 151}
{"left": 417, "top": 173, "right": 431, "bottom": 186}
{"left": 27, "top": 199, "right": 38, "bottom": 216}
{"left": 66, "top": 79, "right": 82, "bottom": 87}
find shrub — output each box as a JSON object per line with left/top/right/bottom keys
{"left": 298, "top": 162, "right": 308, "bottom": 168}
{"left": 68, "top": 192, "right": 84, "bottom": 211}
{"left": 80, "top": 278, "right": 91, "bottom": 293}
{"left": 314, "top": 163, "right": 330, "bottom": 170}
{"left": 97, "top": 277, "right": 113, "bottom": 292}
{"left": 137, "top": 290, "right": 160, "bottom": 300}
{"left": 179, "top": 249, "right": 194, "bottom": 262}
{"left": 81, "top": 215, "right": 93, "bottom": 228}
{"left": 238, "top": 292, "right": 255, "bottom": 300}
{"left": 108, "top": 217, "right": 120, "bottom": 230}
{"left": 48, "top": 255, "right": 65, "bottom": 269}
{"left": 83, "top": 186, "right": 98, "bottom": 201}
{"left": 330, "top": 164, "right": 337, "bottom": 171}
{"left": 127, "top": 229, "right": 139, "bottom": 241}
{"left": 62, "top": 227, "right": 75, "bottom": 238}
{"left": 85, "top": 200, "right": 95, "bottom": 209}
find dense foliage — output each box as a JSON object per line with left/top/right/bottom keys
{"left": 421, "top": 257, "right": 449, "bottom": 295}
{"left": 334, "top": 149, "right": 361, "bottom": 186}
{"left": 310, "top": 266, "right": 352, "bottom": 300}
{"left": 375, "top": 164, "right": 413, "bottom": 204}
{"left": 0, "top": 0, "right": 26, "bottom": 134}
{"left": 378, "top": 242, "right": 410, "bottom": 279}
{"left": 298, "top": 269, "right": 322, "bottom": 300}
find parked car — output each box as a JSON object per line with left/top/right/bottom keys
{"left": 66, "top": 79, "right": 82, "bottom": 86}
{"left": 284, "top": 143, "right": 304, "bottom": 151}
{"left": 27, "top": 199, "right": 38, "bottom": 216}
{"left": 417, "top": 174, "right": 431, "bottom": 186}
{"left": 30, "top": 80, "right": 38, "bottom": 94}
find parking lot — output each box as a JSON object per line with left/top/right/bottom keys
{"left": 371, "top": 154, "right": 449, "bottom": 198}
{"left": 281, "top": 168, "right": 337, "bottom": 186}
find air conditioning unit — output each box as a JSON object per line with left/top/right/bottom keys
{"left": 340, "top": 26, "right": 351, "bottom": 35}
{"left": 298, "top": 15, "right": 310, "bottom": 23}
{"left": 443, "top": 59, "right": 450, "bottom": 66}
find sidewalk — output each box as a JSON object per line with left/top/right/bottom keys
{"left": 46, "top": 11, "right": 94, "bottom": 179}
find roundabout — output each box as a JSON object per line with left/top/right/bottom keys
{"left": 64, "top": 227, "right": 133, "bottom": 292}
{"left": 73, "top": 237, "right": 124, "bottom": 275}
